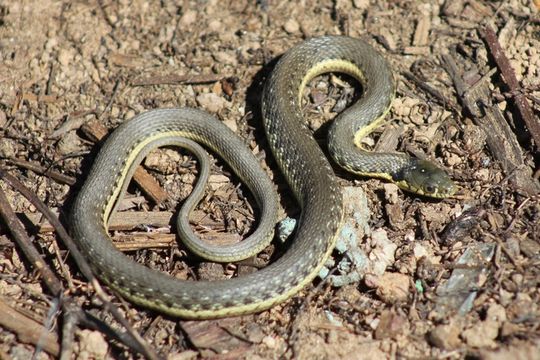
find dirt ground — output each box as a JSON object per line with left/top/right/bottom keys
{"left": 0, "top": 0, "right": 539, "bottom": 359}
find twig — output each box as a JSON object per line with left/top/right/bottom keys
{"left": 0, "top": 187, "right": 64, "bottom": 297}
{"left": 402, "top": 70, "right": 461, "bottom": 113}
{"left": 440, "top": 54, "right": 469, "bottom": 107}
{"left": 8, "top": 157, "right": 76, "bottom": 186}
{"left": 2, "top": 210, "right": 173, "bottom": 234}
{"left": 112, "top": 233, "right": 175, "bottom": 251}
{"left": 480, "top": 25, "right": 540, "bottom": 150}
{"left": 48, "top": 110, "right": 98, "bottom": 140}
{"left": 46, "top": 63, "right": 56, "bottom": 97}
{"left": 485, "top": 233, "right": 524, "bottom": 273}
{"left": 441, "top": 53, "right": 540, "bottom": 195}
{"left": 19, "top": 92, "right": 58, "bottom": 104}
{"left": 504, "top": 196, "right": 534, "bottom": 233}
{"left": 60, "top": 302, "right": 78, "bottom": 360}
{"left": 131, "top": 73, "right": 222, "bottom": 86}
{"left": 0, "top": 169, "right": 94, "bottom": 279}
{"left": 0, "top": 169, "right": 161, "bottom": 360}
{"left": 0, "top": 297, "right": 60, "bottom": 357}
{"left": 80, "top": 121, "right": 168, "bottom": 204}
{"left": 98, "top": 79, "right": 121, "bottom": 119}
{"left": 36, "top": 297, "right": 61, "bottom": 360}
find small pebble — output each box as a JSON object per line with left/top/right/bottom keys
{"left": 77, "top": 330, "right": 108, "bottom": 359}
{"left": 196, "top": 92, "right": 227, "bottom": 113}
{"left": 428, "top": 322, "right": 462, "bottom": 350}
{"left": 57, "top": 48, "right": 74, "bottom": 67}
{"left": 365, "top": 272, "right": 410, "bottom": 304}
{"left": 283, "top": 19, "right": 300, "bottom": 34}
{"left": 462, "top": 320, "right": 499, "bottom": 348}
{"left": 0, "top": 138, "right": 17, "bottom": 158}
{"left": 57, "top": 131, "right": 82, "bottom": 156}
{"left": 353, "top": 0, "right": 370, "bottom": 10}
{"left": 179, "top": 9, "right": 197, "bottom": 27}
{"left": 208, "top": 19, "right": 221, "bottom": 32}
{"left": 213, "top": 51, "right": 238, "bottom": 66}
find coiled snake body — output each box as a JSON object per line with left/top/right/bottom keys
{"left": 71, "top": 36, "right": 455, "bottom": 319}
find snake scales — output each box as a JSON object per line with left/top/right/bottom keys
{"left": 71, "top": 36, "right": 455, "bottom": 319}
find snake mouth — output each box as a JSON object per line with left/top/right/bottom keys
{"left": 393, "top": 159, "right": 456, "bottom": 199}
{"left": 404, "top": 181, "right": 456, "bottom": 199}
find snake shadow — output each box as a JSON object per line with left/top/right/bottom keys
{"left": 242, "top": 55, "right": 295, "bottom": 265}
{"left": 243, "top": 54, "right": 365, "bottom": 266}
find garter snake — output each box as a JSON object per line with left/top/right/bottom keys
{"left": 71, "top": 36, "right": 455, "bottom": 319}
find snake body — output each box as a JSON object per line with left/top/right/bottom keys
{"left": 71, "top": 36, "right": 455, "bottom": 319}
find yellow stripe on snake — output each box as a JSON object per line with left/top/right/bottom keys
{"left": 71, "top": 36, "right": 455, "bottom": 319}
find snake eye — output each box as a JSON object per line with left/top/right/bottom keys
{"left": 425, "top": 185, "right": 436, "bottom": 194}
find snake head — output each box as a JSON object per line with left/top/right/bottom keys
{"left": 396, "top": 159, "right": 456, "bottom": 198}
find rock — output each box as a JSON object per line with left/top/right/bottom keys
{"left": 462, "top": 320, "right": 499, "bottom": 348}
{"left": 352, "top": 0, "right": 370, "bottom": 10}
{"left": 213, "top": 51, "right": 238, "bottom": 66}
{"left": 144, "top": 148, "right": 182, "bottom": 174}
{"left": 208, "top": 174, "right": 230, "bottom": 191}
{"left": 413, "top": 243, "right": 428, "bottom": 259}
{"left": 446, "top": 153, "right": 462, "bottom": 166}
{"left": 368, "top": 229, "right": 397, "bottom": 275}
{"left": 208, "top": 19, "right": 221, "bottom": 32}
{"left": 167, "top": 350, "right": 198, "bottom": 360}
{"left": 374, "top": 309, "right": 409, "bottom": 339}
{"left": 77, "top": 330, "right": 108, "bottom": 360}
{"left": 196, "top": 92, "right": 227, "bottom": 113}
{"left": 179, "top": 9, "right": 197, "bottom": 27}
{"left": 57, "top": 131, "right": 82, "bottom": 156}
{"left": 383, "top": 183, "right": 400, "bottom": 204}
{"left": 223, "top": 118, "right": 237, "bottom": 132}
{"left": 262, "top": 335, "right": 278, "bottom": 348}
{"left": 486, "top": 303, "right": 507, "bottom": 323}
{"left": 283, "top": 19, "right": 300, "bottom": 34}
{"left": 428, "top": 322, "right": 462, "bottom": 350}
{"left": 0, "top": 138, "right": 17, "bottom": 158}
{"left": 365, "top": 272, "right": 410, "bottom": 304}
{"left": 57, "top": 48, "right": 74, "bottom": 67}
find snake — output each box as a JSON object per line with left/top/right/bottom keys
{"left": 70, "top": 36, "right": 456, "bottom": 319}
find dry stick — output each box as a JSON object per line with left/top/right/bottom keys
{"left": 8, "top": 157, "right": 76, "bottom": 186}
{"left": 480, "top": 25, "right": 540, "bottom": 150}
{"left": 0, "top": 188, "right": 63, "bottom": 358}
{"left": 58, "top": 301, "right": 151, "bottom": 359}
{"left": 3, "top": 211, "right": 177, "bottom": 252}
{"left": 11, "top": 210, "right": 174, "bottom": 234}
{"left": 485, "top": 233, "right": 524, "bottom": 273}
{"left": 402, "top": 70, "right": 462, "bottom": 114}
{"left": 0, "top": 187, "right": 64, "bottom": 297}
{"left": 442, "top": 53, "right": 540, "bottom": 195}
{"left": 39, "top": 297, "right": 62, "bottom": 359}
{"left": 60, "top": 302, "right": 79, "bottom": 360}
{"left": 80, "top": 121, "right": 168, "bottom": 204}
{"left": 0, "top": 169, "right": 161, "bottom": 360}
{"left": 98, "top": 79, "right": 121, "bottom": 119}
{"left": 0, "top": 297, "right": 60, "bottom": 357}
{"left": 48, "top": 110, "right": 98, "bottom": 140}
{"left": 131, "top": 73, "right": 222, "bottom": 86}
{"left": 0, "top": 170, "right": 94, "bottom": 279}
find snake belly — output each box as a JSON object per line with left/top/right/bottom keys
{"left": 71, "top": 36, "right": 404, "bottom": 319}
